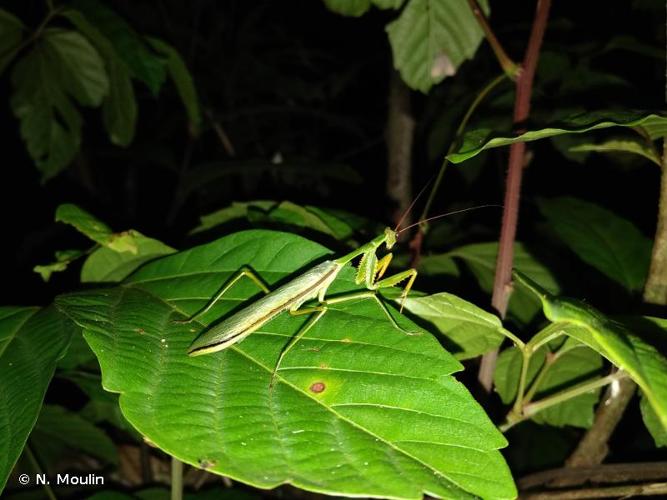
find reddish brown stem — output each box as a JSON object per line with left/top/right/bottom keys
{"left": 478, "top": 0, "right": 552, "bottom": 392}
{"left": 467, "top": 0, "right": 520, "bottom": 78}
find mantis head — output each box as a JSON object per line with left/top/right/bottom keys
{"left": 384, "top": 227, "right": 397, "bottom": 249}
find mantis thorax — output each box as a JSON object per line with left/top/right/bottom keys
{"left": 383, "top": 227, "right": 397, "bottom": 249}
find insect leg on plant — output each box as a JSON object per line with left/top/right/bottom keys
{"left": 174, "top": 266, "right": 271, "bottom": 329}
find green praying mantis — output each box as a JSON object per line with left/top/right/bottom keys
{"left": 177, "top": 206, "right": 498, "bottom": 386}
{"left": 178, "top": 226, "right": 418, "bottom": 387}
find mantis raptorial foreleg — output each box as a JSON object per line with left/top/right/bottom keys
{"left": 357, "top": 251, "right": 417, "bottom": 309}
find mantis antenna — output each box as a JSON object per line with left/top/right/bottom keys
{"left": 396, "top": 204, "right": 503, "bottom": 234}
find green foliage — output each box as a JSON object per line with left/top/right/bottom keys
{"left": 0, "top": 9, "right": 24, "bottom": 74}
{"left": 641, "top": 396, "right": 667, "bottom": 447}
{"left": 567, "top": 136, "right": 661, "bottom": 166}
{"left": 81, "top": 233, "right": 175, "bottom": 283}
{"left": 71, "top": 0, "right": 167, "bottom": 94}
{"left": 55, "top": 203, "right": 133, "bottom": 250}
{"left": 495, "top": 339, "right": 603, "bottom": 428}
{"left": 2, "top": 1, "right": 197, "bottom": 178}
{"left": 61, "top": 372, "right": 136, "bottom": 436}
{"left": 56, "top": 230, "right": 516, "bottom": 499}
{"left": 495, "top": 347, "right": 545, "bottom": 404}
{"left": 323, "top": 0, "right": 487, "bottom": 92}
{"left": 446, "top": 242, "right": 560, "bottom": 324}
{"left": 33, "top": 249, "right": 85, "bottom": 281}
{"left": 147, "top": 37, "right": 201, "bottom": 136}
{"left": 10, "top": 31, "right": 87, "bottom": 180}
{"left": 322, "top": 0, "right": 375, "bottom": 17}
{"left": 449, "top": 110, "right": 667, "bottom": 163}
{"left": 31, "top": 404, "right": 118, "bottom": 467}
{"left": 2, "top": 1, "right": 666, "bottom": 497}
{"left": 322, "top": 0, "right": 404, "bottom": 17}
{"left": 62, "top": 8, "right": 138, "bottom": 147}
{"left": 386, "top": 0, "right": 488, "bottom": 92}
{"left": 35, "top": 203, "right": 176, "bottom": 283}
{"left": 192, "top": 200, "right": 377, "bottom": 242}
{"left": 0, "top": 307, "right": 75, "bottom": 491}
{"left": 516, "top": 271, "right": 667, "bottom": 431}
{"left": 402, "top": 292, "right": 509, "bottom": 359}
{"left": 538, "top": 197, "right": 652, "bottom": 293}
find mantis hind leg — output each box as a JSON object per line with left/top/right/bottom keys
{"left": 326, "top": 291, "right": 420, "bottom": 336}
{"left": 270, "top": 291, "right": 420, "bottom": 389}
{"left": 374, "top": 269, "right": 417, "bottom": 311}
{"left": 270, "top": 305, "right": 327, "bottom": 389}
{"left": 174, "top": 266, "right": 270, "bottom": 325}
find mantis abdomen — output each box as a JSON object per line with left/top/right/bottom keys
{"left": 188, "top": 260, "right": 342, "bottom": 356}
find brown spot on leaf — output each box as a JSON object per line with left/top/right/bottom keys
{"left": 309, "top": 382, "right": 326, "bottom": 393}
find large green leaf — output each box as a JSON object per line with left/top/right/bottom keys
{"left": 191, "top": 200, "right": 374, "bottom": 242}
{"left": 568, "top": 136, "right": 661, "bottom": 166}
{"left": 10, "top": 39, "right": 82, "bottom": 180}
{"left": 0, "top": 307, "right": 74, "bottom": 492}
{"left": 43, "top": 204, "right": 173, "bottom": 282}
{"left": 642, "top": 115, "right": 667, "bottom": 140}
{"left": 417, "top": 254, "right": 460, "bottom": 278}
{"left": 81, "top": 232, "right": 176, "bottom": 283}
{"left": 44, "top": 29, "right": 109, "bottom": 106}
{"left": 447, "top": 242, "right": 560, "bottom": 324}
{"left": 101, "top": 56, "right": 137, "bottom": 147}
{"left": 0, "top": 8, "right": 24, "bottom": 75}
{"left": 538, "top": 197, "right": 652, "bottom": 293}
{"left": 386, "top": 0, "right": 487, "bottom": 92}
{"left": 449, "top": 110, "right": 667, "bottom": 163}
{"left": 62, "top": 8, "right": 137, "bottom": 147}
{"left": 57, "top": 230, "right": 515, "bottom": 499}
{"left": 147, "top": 37, "right": 201, "bottom": 136}
{"left": 71, "top": 0, "right": 166, "bottom": 94}
{"left": 191, "top": 201, "right": 274, "bottom": 233}
{"left": 263, "top": 202, "right": 345, "bottom": 237}
{"left": 402, "top": 292, "right": 508, "bottom": 359}
{"left": 55, "top": 203, "right": 138, "bottom": 253}
{"left": 9, "top": 28, "right": 108, "bottom": 179}
{"left": 515, "top": 271, "right": 667, "bottom": 431}
{"left": 641, "top": 395, "right": 667, "bottom": 447}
